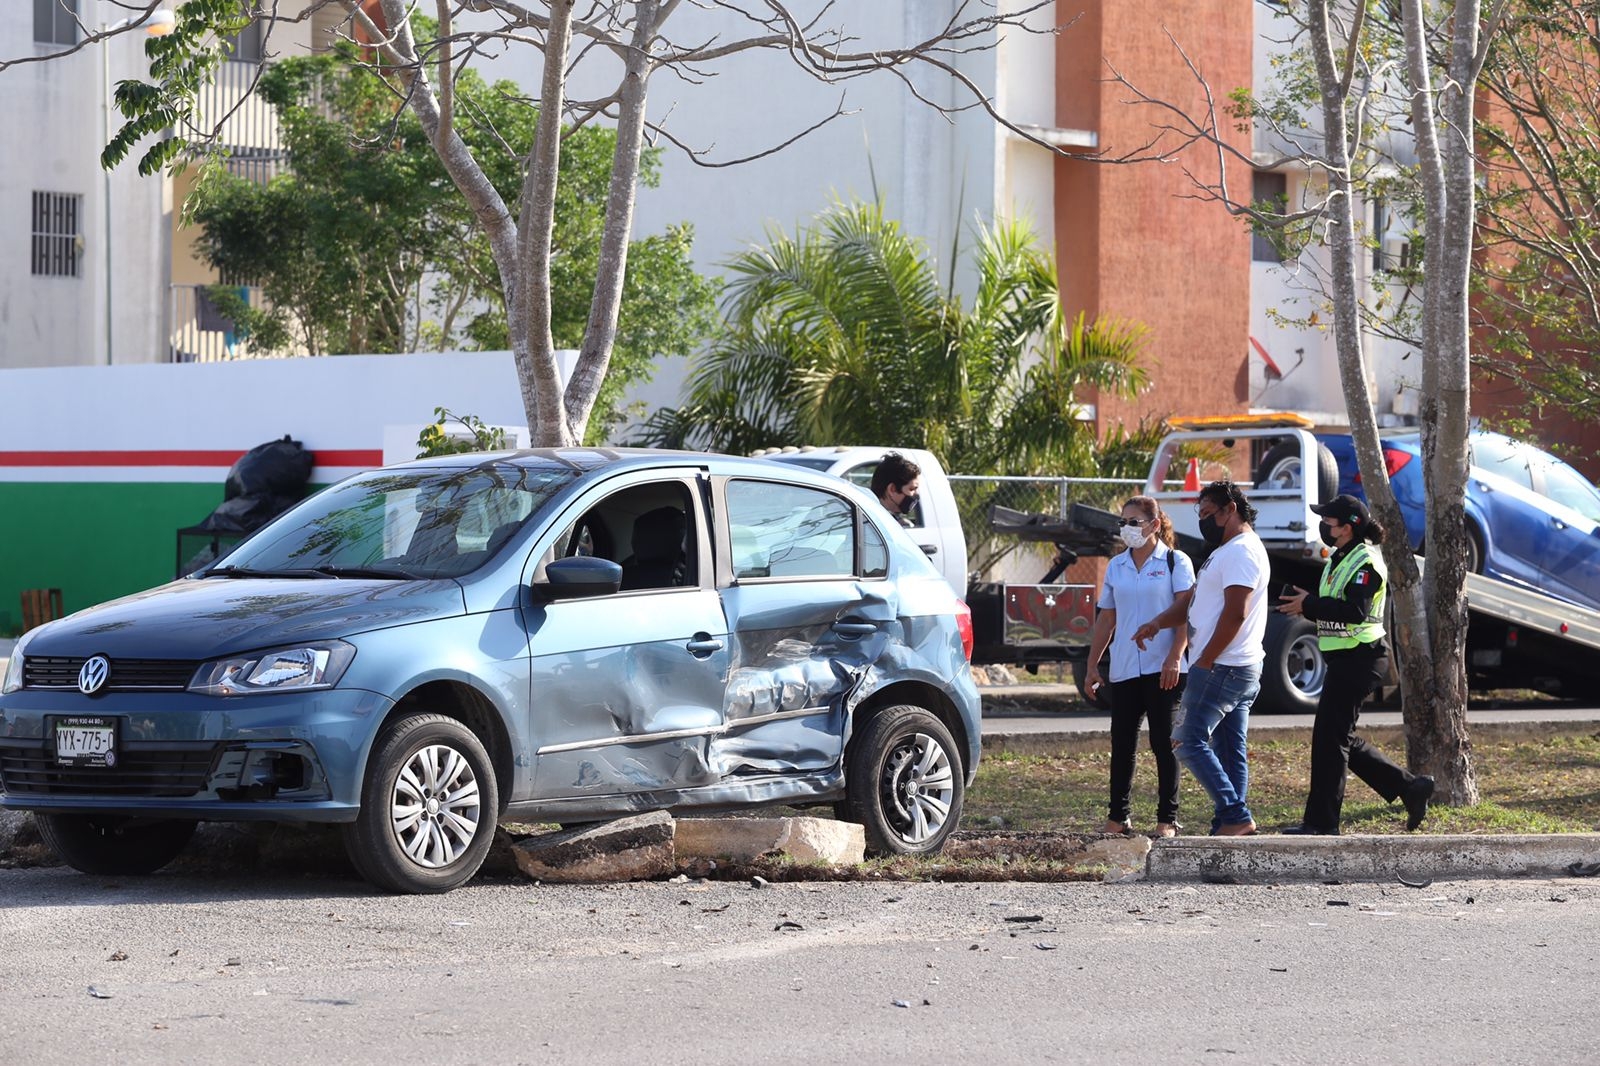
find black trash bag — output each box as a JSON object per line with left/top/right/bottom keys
{"left": 225, "top": 435, "right": 314, "bottom": 501}
{"left": 196, "top": 493, "right": 303, "bottom": 534}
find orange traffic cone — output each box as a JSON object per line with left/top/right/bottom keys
{"left": 1182, "top": 457, "right": 1201, "bottom": 492}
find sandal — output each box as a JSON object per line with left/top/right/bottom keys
{"left": 1153, "top": 823, "right": 1179, "bottom": 838}
{"left": 1103, "top": 819, "right": 1132, "bottom": 836}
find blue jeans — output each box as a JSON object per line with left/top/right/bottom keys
{"left": 1173, "top": 663, "right": 1262, "bottom": 830}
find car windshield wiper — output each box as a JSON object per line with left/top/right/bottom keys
{"left": 204, "top": 565, "right": 337, "bottom": 580}
{"left": 310, "top": 565, "right": 421, "bottom": 580}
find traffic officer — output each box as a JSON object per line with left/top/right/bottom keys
{"left": 1275, "top": 494, "right": 1434, "bottom": 834}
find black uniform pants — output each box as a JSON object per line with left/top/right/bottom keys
{"left": 1302, "top": 641, "right": 1414, "bottom": 831}
{"left": 1108, "top": 672, "right": 1184, "bottom": 825}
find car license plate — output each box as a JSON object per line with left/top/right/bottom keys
{"left": 55, "top": 716, "right": 118, "bottom": 768}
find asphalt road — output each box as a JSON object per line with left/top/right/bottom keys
{"left": 3, "top": 867, "right": 1598, "bottom": 1065}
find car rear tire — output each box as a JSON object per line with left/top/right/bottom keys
{"left": 343, "top": 713, "right": 499, "bottom": 894}
{"left": 1256, "top": 441, "right": 1339, "bottom": 502}
{"left": 35, "top": 814, "right": 196, "bottom": 875}
{"left": 1465, "top": 522, "right": 1485, "bottom": 574}
{"left": 842, "top": 705, "right": 964, "bottom": 856}
{"left": 1260, "top": 612, "right": 1324, "bottom": 714}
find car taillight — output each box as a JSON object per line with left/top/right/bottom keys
{"left": 955, "top": 600, "right": 974, "bottom": 662}
{"left": 1355, "top": 447, "right": 1414, "bottom": 484}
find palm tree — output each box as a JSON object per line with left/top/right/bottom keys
{"left": 638, "top": 200, "right": 1155, "bottom": 482}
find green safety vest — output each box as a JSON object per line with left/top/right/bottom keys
{"left": 1316, "top": 542, "right": 1386, "bottom": 650}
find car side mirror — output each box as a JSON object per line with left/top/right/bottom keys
{"left": 534, "top": 556, "right": 622, "bottom": 602}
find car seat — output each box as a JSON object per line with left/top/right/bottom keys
{"left": 620, "top": 506, "right": 688, "bottom": 591}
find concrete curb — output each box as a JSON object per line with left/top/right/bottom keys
{"left": 1142, "top": 833, "right": 1600, "bottom": 884}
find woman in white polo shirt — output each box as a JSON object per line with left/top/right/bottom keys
{"left": 1085, "top": 496, "right": 1196, "bottom": 837}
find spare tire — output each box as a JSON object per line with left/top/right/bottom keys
{"left": 1255, "top": 440, "right": 1339, "bottom": 502}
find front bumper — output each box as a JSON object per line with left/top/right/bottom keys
{"left": 0, "top": 687, "right": 393, "bottom": 822}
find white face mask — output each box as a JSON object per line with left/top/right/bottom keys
{"left": 1120, "top": 524, "right": 1149, "bottom": 549}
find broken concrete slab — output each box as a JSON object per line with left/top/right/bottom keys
{"left": 1083, "top": 834, "right": 1151, "bottom": 883}
{"left": 676, "top": 817, "right": 866, "bottom": 866}
{"left": 512, "top": 811, "right": 676, "bottom": 883}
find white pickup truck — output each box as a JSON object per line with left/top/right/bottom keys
{"left": 756, "top": 446, "right": 1106, "bottom": 673}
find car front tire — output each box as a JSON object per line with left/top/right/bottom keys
{"left": 843, "top": 705, "right": 964, "bottom": 856}
{"left": 344, "top": 713, "right": 499, "bottom": 894}
{"left": 36, "top": 814, "right": 196, "bottom": 875}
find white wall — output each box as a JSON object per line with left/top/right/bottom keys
{"left": 0, "top": 351, "right": 537, "bottom": 483}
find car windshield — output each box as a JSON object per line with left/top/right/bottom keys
{"left": 211, "top": 464, "right": 577, "bottom": 579}
{"left": 1542, "top": 459, "right": 1600, "bottom": 523}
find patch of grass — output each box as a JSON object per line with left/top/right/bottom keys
{"left": 963, "top": 732, "right": 1600, "bottom": 835}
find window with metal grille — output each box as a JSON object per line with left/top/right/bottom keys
{"left": 34, "top": 0, "right": 79, "bottom": 45}
{"left": 31, "top": 191, "right": 82, "bottom": 278}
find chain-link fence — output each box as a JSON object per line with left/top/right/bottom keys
{"left": 949, "top": 474, "right": 1145, "bottom": 582}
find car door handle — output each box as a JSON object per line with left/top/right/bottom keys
{"left": 920, "top": 544, "right": 939, "bottom": 556}
{"left": 686, "top": 635, "right": 724, "bottom": 656}
{"left": 832, "top": 621, "right": 878, "bottom": 637}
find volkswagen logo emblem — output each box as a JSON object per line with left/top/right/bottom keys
{"left": 78, "top": 656, "right": 110, "bottom": 695}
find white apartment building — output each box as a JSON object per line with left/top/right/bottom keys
{"left": 1245, "top": 1, "right": 1423, "bottom": 428}
{"left": 0, "top": 1, "right": 334, "bottom": 371}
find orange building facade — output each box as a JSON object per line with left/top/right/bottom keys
{"left": 1053, "top": 1, "right": 1257, "bottom": 437}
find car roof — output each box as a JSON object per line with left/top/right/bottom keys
{"left": 378, "top": 446, "right": 874, "bottom": 487}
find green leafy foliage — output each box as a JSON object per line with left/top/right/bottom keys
{"left": 639, "top": 200, "right": 1155, "bottom": 480}
{"left": 129, "top": 21, "right": 715, "bottom": 435}
{"left": 1473, "top": 1, "right": 1600, "bottom": 424}
{"left": 416, "top": 408, "right": 509, "bottom": 458}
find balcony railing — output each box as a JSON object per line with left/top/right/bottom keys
{"left": 168, "top": 283, "right": 275, "bottom": 362}
{"left": 197, "top": 60, "right": 287, "bottom": 184}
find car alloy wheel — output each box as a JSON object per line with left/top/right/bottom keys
{"left": 389, "top": 743, "right": 482, "bottom": 869}
{"left": 881, "top": 732, "right": 956, "bottom": 845}
{"left": 843, "top": 704, "right": 965, "bottom": 856}
{"left": 345, "top": 712, "right": 499, "bottom": 893}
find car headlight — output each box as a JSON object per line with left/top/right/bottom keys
{"left": 1, "top": 629, "right": 35, "bottom": 695}
{"left": 189, "top": 641, "right": 356, "bottom": 697}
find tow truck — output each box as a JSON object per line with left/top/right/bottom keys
{"left": 1144, "top": 415, "right": 1600, "bottom": 712}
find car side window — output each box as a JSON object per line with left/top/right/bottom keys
{"left": 861, "top": 517, "right": 889, "bottom": 579}
{"left": 1541, "top": 460, "right": 1600, "bottom": 523}
{"left": 844, "top": 460, "right": 925, "bottom": 528}
{"left": 1471, "top": 437, "right": 1535, "bottom": 490}
{"left": 538, "top": 481, "right": 698, "bottom": 591}
{"left": 728, "top": 480, "right": 855, "bottom": 579}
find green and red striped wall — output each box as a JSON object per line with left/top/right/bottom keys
{"left": 0, "top": 352, "right": 529, "bottom": 633}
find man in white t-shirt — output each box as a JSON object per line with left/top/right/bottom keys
{"left": 1132, "top": 481, "right": 1269, "bottom": 835}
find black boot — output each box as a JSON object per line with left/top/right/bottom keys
{"left": 1403, "top": 775, "right": 1435, "bottom": 831}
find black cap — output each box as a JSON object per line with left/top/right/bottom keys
{"left": 1310, "top": 493, "right": 1370, "bottom": 526}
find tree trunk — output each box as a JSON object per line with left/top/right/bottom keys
{"left": 1305, "top": 1, "right": 1437, "bottom": 763}
{"left": 1401, "top": 0, "right": 1478, "bottom": 803}
{"left": 564, "top": 0, "right": 661, "bottom": 441}
{"left": 515, "top": 0, "right": 578, "bottom": 446}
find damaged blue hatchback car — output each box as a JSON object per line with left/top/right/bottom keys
{"left": 0, "top": 450, "right": 980, "bottom": 892}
